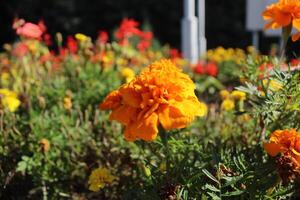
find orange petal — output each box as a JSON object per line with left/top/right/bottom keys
{"left": 119, "top": 84, "right": 142, "bottom": 108}
{"left": 109, "top": 105, "right": 137, "bottom": 125}
{"left": 293, "top": 19, "right": 300, "bottom": 30}
{"left": 99, "top": 90, "right": 122, "bottom": 110}
{"left": 292, "top": 32, "right": 300, "bottom": 41}
{"left": 263, "top": 142, "right": 281, "bottom": 156}
{"left": 124, "top": 112, "right": 158, "bottom": 141}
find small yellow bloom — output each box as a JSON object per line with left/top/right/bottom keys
{"left": 75, "top": 33, "right": 89, "bottom": 42}
{"left": 39, "top": 138, "right": 50, "bottom": 153}
{"left": 221, "top": 99, "right": 235, "bottom": 111}
{"left": 198, "top": 102, "right": 208, "bottom": 116}
{"left": 63, "top": 97, "right": 72, "bottom": 110}
{"left": 1, "top": 72, "right": 10, "bottom": 81}
{"left": 121, "top": 67, "right": 135, "bottom": 83}
{"left": 231, "top": 90, "right": 246, "bottom": 101}
{"left": 159, "top": 162, "right": 167, "bottom": 172}
{"left": 263, "top": 79, "right": 282, "bottom": 91}
{"left": 88, "top": 167, "right": 116, "bottom": 192}
{"left": 237, "top": 114, "right": 251, "bottom": 123}
{"left": 219, "top": 90, "right": 230, "bottom": 100}
{"left": 0, "top": 89, "right": 21, "bottom": 112}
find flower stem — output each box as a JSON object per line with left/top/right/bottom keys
{"left": 159, "top": 128, "right": 170, "bottom": 177}
{"left": 280, "top": 24, "right": 292, "bottom": 62}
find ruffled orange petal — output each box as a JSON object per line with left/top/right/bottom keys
{"left": 99, "top": 90, "right": 122, "bottom": 110}
{"left": 158, "top": 97, "right": 205, "bottom": 130}
{"left": 124, "top": 112, "right": 159, "bottom": 141}
{"left": 119, "top": 83, "right": 142, "bottom": 108}
{"left": 264, "top": 142, "right": 282, "bottom": 157}
{"left": 109, "top": 105, "right": 137, "bottom": 125}
{"left": 293, "top": 18, "right": 300, "bottom": 30}
{"left": 292, "top": 31, "right": 300, "bottom": 41}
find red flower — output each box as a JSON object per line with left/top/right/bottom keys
{"left": 139, "top": 31, "right": 153, "bottom": 40}
{"left": 16, "top": 22, "right": 44, "bottom": 39}
{"left": 137, "top": 40, "right": 151, "bottom": 51}
{"left": 43, "top": 34, "right": 52, "bottom": 46}
{"left": 97, "top": 30, "right": 109, "bottom": 44}
{"left": 67, "top": 36, "right": 78, "bottom": 54}
{"left": 12, "top": 43, "right": 29, "bottom": 57}
{"left": 205, "top": 62, "right": 218, "bottom": 77}
{"left": 290, "top": 59, "right": 300, "bottom": 66}
{"left": 169, "top": 48, "right": 182, "bottom": 59}
{"left": 38, "top": 20, "right": 47, "bottom": 33}
{"left": 194, "top": 63, "right": 205, "bottom": 75}
{"left": 115, "top": 18, "right": 141, "bottom": 45}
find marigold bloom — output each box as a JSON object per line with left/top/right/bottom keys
{"left": 39, "top": 138, "right": 50, "bottom": 153}
{"left": 121, "top": 67, "right": 135, "bottom": 83}
{"left": 100, "top": 59, "right": 206, "bottom": 141}
{"left": 88, "top": 167, "right": 116, "bottom": 192}
{"left": 75, "top": 33, "right": 89, "bottom": 42}
{"left": 262, "top": 0, "right": 300, "bottom": 41}
{"left": 219, "top": 90, "right": 230, "bottom": 100}
{"left": 264, "top": 129, "right": 300, "bottom": 165}
{"left": 221, "top": 99, "right": 235, "bottom": 111}
{"left": 0, "top": 89, "right": 21, "bottom": 112}
{"left": 231, "top": 90, "right": 246, "bottom": 101}
{"left": 262, "top": 79, "right": 283, "bottom": 91}
{"left": 63, "top": 97, "right": 72, "bottom": 110}
{"left": 16, "top": 22, "right": 44, "bottom": 39}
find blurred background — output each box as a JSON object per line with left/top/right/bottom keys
{"left": 0, "top": 0, "right": 298, "bottom": 53}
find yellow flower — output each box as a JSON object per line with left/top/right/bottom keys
{"left": 39, "top": 138, "right": 50, "bottom": 153}
{"left": 263, "top": 79, "right": 282, "bottom": 91}
{"left": 221, "top": 99, "right": 235, "bottom": 111}
{"left": 63, "top": 97, "right": 72, "bottom": 110}
{"left": 219, "top": 90, "right": 230, "bottom": 100}
{"left": 231, "top": 90, "right": 246, "bottom": 101}
{"left": 237, "top": 114, "right": 251, "bottom": 123}
{"left": 159, "top": 162, "right": 167, "bottom": 172}
{"left": 88, "top": 167, "right": 116, "bottom": 192}
{"left": 75, "top": 33, "right": 89, "bottom": 42}
{"left": 1, "top": 72, "right": 10, "bottom": 81}
{"left": 121, "top": 67, "right": 135, "bottom": 83}
{"left": 0, "top": 89, "right": 21, "bottom": 112}
{"left": 100, "top": 59, "right": 206, "bottom": 141}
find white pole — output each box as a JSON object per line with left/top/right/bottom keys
{"left": 182, "top": 0, "right": 199, "bottom": 64}
{"left": 198, "top": 0, "right": 207, "bottom": 58}
{"left": 252, "top": 31, "right": 259, "bottom": 50}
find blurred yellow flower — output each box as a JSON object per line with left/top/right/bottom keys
{"left": 39, "top": 138, "right": 50, "bottom": 153}
{"left": 121, "top": 67, "right": 135, "bottom": 83}
{"left": 206, "top": 47, "right": 246, "bottom": 64}
{"left": 88, "top": 167, "right": 116, "bottom": 192}
{"left": 159, "top": 162, "right": 167, "bottom": 172}
{"left": 263, "top": 79, "right": 282, "bottom": 91}
{"left": 221, "top": 99, "right": 235, "bottom": 111}
{"left": 1, "top": 72, "right": 10, "bottom": 81}
{"left": 231, "top": 90, "right": 246, "bottom": 101}
{"left": 75, "top": 33, "right": 89, "bottom": 42}
{"left": 63, "top": 97, "right": 72, "bottom": 110}
{"left": 219, "top": 90, "right": 230, "bottom": 100}
{"left": 237, "top": 114, "right": 251, "bottom": 123}
{"left": 0, "top": 89, "right": 21, "bottom": 112}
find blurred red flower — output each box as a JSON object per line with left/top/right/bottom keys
{"left": 194, "top": 63, "right": 205, "bottom": 75}
{"left": 205, "top": 62, "right": 218, "bottom": 77}
{"left": 67, "top": 36, "right": 78, "bottom": 54}
{"left": 12, "top": 43, "right": 29, "bottom": 57}
{"left": 97, "top": 30, "right": 109, "bottom": 44}
{"left": 16, "top": 22, "right": 44, "bottom": 39}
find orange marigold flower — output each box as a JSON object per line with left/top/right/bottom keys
{"left": 262, "top": 0, "right": 300, "bottom": 41}
{"left": 100, "top": 59, "right": 206, "bottom": 142}
{"left": 264, "top": 129, "right": 300, "bottom": 165}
